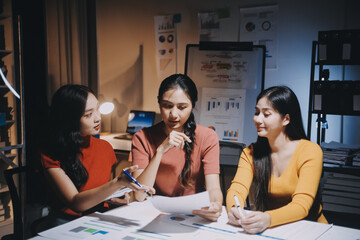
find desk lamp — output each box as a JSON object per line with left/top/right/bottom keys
{"left": 99, "top": 101, "right": 115, "bottom": 135}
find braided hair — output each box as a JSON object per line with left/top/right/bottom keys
{"left": 158, "top": 74, "right": 198, "bottom": 188}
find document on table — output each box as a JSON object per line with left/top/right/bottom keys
{"left": 261, "top": 220, "right": 333, "bottom": 240}
{"left": 179, "top": 206, "right": 334, "bottom": 240}
{"left": 38, "top": 215, "right": 136, "bottom": 240}
{"left": 104, "top": 187, "right": 132, "bottom": 200}
{"left": 150, "top": 191, "right": 211, "bottom": 214}
{"left": 178, "top": 206, "right": 249, "bottom": 238}
{"left": 37, "top": 201, "right": 161, "bottom": 240}
{"left": 36, "top": 198, "right": 360, "bottom": 240}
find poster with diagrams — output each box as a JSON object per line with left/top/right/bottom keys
{"left": 154, "top": 15, "right": 177, "bottom": 79}
{"left": 185, "top": 43, "right": 265, "bottom": 145}
{"left": 200, "top": 88, "right": 246, "bottom": 142}
{"left": 239, "top": 5, "right": 278, "bottom": 69}
{"left": 198, "top": 12, "right": 220, "bottom": 41}
{"left": 186, "top": 47, "right": 259, "bottom": 89}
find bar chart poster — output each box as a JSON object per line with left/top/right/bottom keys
{"left": 199, "top": 88, "right": 246, "bottom": 142}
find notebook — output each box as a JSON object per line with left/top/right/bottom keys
{"left": 114, "top": 110, "right": 156, "bottom": 140}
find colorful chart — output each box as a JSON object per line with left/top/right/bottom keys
{"left": 70, "top": 226, "right": 108, "bottom": 235}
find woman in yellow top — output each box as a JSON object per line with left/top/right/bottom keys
{"left": 226, "top": 86, "right": 327, "bottom": 234}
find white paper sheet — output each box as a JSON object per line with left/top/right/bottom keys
{"left": 150, "top": 191, "right": 211, "bottom": 214}
{"left": 38, "top": 200, "right": 161, "bottom": 240}
{"left": 104, "top": 187, "right": 132, "bottom": 201}
{"left": 178, "top": 207, "right": 256, "bottom": 239}
{"left": 262, "top": 221, "right": 333, "bottom": 240}
{"left": 38, "top": 215, "right": 134, "bottom": 240}
{"left": 318, "top": 224, "right": 360, "bottom": 240}
{"left": 179, "top": 207, "right": 335, "bottom": 240}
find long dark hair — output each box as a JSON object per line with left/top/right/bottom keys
{"left": 252, "top": 86, "right": 307, "bottom": 211}
{"left": 43, "top": 84, "right": 94, "bottom": 189}
{"left": 158, "top": 74, "right": 198, "bottom": 188}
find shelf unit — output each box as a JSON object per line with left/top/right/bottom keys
{"left": 307, "top": 35, "right": 360, "bottom": 225}
{"left": 307, "top": 39, "right": 360, "bottom": 175}
{"left": 0, "top": 0, "right": 24, "bottom": 235}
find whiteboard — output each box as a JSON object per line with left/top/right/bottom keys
{"left": 185, "top": 42, "right": 265, "bottom": 146}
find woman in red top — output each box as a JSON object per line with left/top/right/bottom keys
{"left": 40, "top": 84, "right": 154, "bottom": 227}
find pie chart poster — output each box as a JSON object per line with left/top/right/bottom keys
{"left": 154, "top": 15, "right": 177, "bottom": 79}
{"left": 239, "top": 5, "right": 278, "bottom": 69}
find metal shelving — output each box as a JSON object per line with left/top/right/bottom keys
{"left": 0, "top": 0, "right": 24, "bottom": 233}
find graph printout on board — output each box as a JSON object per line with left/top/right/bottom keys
{"left": 199, "top": 87, "right": 246, "bottom": 142}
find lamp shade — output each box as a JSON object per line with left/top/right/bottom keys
{"left": 99, "top": 102, "right": 114, "bottom": 115}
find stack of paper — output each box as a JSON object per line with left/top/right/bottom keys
{"left": 322, "top": 173, "right": 360, "bottom": 214}
{"left": 353, "top": 152, "right": 360, "bottom": 167}
{"left": 321, "top": 141, "right": 360, "bottom": 166}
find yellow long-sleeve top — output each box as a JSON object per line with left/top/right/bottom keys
{"left": 226, "top": 139, "right": 327, "bottom": 228}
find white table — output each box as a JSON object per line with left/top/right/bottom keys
{"left": 35, "top": 199, "right": 360, "bottom": 240}
{"left": 100, "top": 133, "right": 132, "bottom": 152}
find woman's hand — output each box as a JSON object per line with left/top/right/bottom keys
{"left": 228, "top": 208, "right": 270, "bottom": 234}
{"left": 117, "top": 165, "right": 155, "bottom": 195}
{"left": 107, "top": 192, "right": 131, "bottom": 205}
{"left": 192, "top": 201, "right": 222, "bottom": 222}
{"left": 240, "top": 211, "right": 270, "bottom": 234}
{"left": 227, "top": 206, "right": 243, "bottom": 226}
{"left": 157, "top": 130, "right": 192, "bottom": 154}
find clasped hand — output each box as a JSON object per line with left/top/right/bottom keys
{"left": 228, "top": 207, "right": 270, "bottom": 234}
{"left": 158, "top": 130, "right": 192, "bottom": 153}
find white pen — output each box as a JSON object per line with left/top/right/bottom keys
{"left": 233, "top": 195, "right": 245, "bottom": 218}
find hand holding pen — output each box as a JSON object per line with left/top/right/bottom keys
{"left": 117, "top": 165, "right": 155, "bottom": 197}
{"left": 233, "top": 195, "right": 246, "bottom": 219}
{"left": 122, "top": 169, "right": 152, "bottom": 197}
{"left": 227, "top": 195, "right": 247, "bottom": 227}
{"left": 232, "top": 195, "right": 270, "bottom": 234}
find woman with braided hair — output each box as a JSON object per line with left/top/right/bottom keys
{"left": 131, "top": 74, "right": 223, "bottom": 221}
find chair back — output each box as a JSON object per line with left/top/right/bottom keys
{"left": 3, "top": 166, "right": 27, "bottom": 240}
